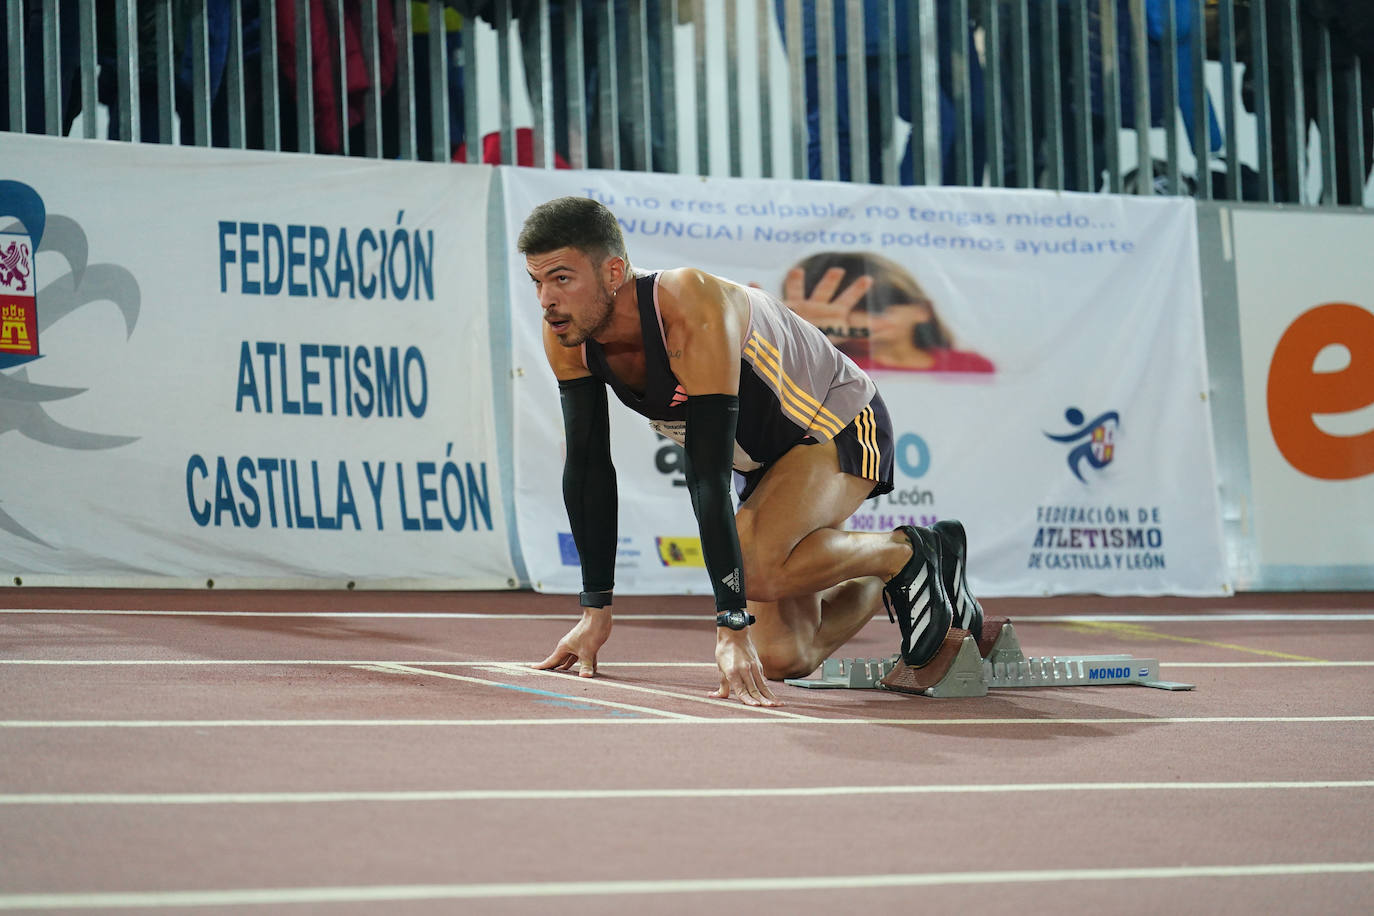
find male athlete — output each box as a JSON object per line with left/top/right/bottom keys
{"left": 519, "top": 196, "right": 982, "bottom": 707}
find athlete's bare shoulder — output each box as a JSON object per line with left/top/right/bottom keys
{"left": 655, "top": 267, "right": 749, "bottom": 331}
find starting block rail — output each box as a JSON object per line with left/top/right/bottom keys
{"left": 783, "top": 621, "right": 1194, "bottom": 697}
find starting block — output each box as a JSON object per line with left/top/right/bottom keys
{"left": 783, "top": 618, "right": 1194, "bottom": 697}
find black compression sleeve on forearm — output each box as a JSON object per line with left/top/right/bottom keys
{"left": 559, "top": 376, "right": 617, "bottom": 605}
{"left": 683, "top": 394, "right": 747, "bottom": 612}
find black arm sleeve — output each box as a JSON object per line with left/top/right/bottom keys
{"left": 558, "top": 376, "right": 617, "bottom": 607}
{"left": 683, "top": 394, "right": 747, "bottom": 612}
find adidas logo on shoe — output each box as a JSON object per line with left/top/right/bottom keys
{"left": 931, "top": 519, "right": 984, "bottom": 641}
{"left": 882, "top": 526, "right": 954, "bottom": 668}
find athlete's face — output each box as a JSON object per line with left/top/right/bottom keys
{"left": 526, "top": 246, "right": 618, "bottom": 347}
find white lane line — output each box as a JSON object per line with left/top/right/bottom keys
{"left": 3, "top": 659, "right": 1374, "bottom": 669}
{"left": 2, "top": 715, "right": 1371, "bottom": 729}
{"left": 0, "top": 609, "right": 674, "bottom": 619}
{"left": 3, "top": 780, "right": 1373, "bottom": 806}
{"left": 496, "top": 662, "right": 818, "bottom": 721}
{"left": 364, "top": 664, "right": 700, "bottom": 721}
{"left": 3, "top": 609, "right": 1373, "bottom": 622}
{"left": 1, "top": 863, "right": 1371, "bottom": 909}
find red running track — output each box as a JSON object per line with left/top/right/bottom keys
{"left": 1, "top": 588, "right": 1372, "bottom": 914}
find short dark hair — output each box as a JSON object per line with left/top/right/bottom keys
{"left": 516, "top": 196, "right": 629, "bottom": 270}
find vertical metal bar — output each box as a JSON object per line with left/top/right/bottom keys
{"left": 984, "top": 0, "right": 1006, "bottom": 187}
{"left": 1161, "top": 0, "right": 1179, "bottom": 194}
{"left": 949, "top": 0, "right": 972, "bottom": 185}
{"left": 1099, "top": 0, "right": 1121, "bottom": 192}
{"left": 694, "top": 0, "right": 709, "bottom": 174}
{"left": 294, "top": 0, "right": 315, "bottom": 154}
{"left": 758, "top": 0, "right": 774, "bottom": 178}
{"left": 1069, "top": 0, "right": 1093, "bottom": 190}
{"left": 226, "top": 0, "right": 246, "bottom": 148}
{"left": 1347, "top": 58, "right": 1367, "bottom": 207}
{"left": 565, "top": 0, "right": 587, "bottom": 169}
{"left": 154, "top": 0, "right": 174, "bottom": 144}
{"left": 462, "top": 5, "right": 479, "bottom": 162}
{"left": 531, "top": 0, "right": 555, "bottom": 168}
{"left": 394, "top": 0, "right": 414, "bottom": 159}
{"left": 1191, "top": 0, "right": 1209, "bottom": 199}
{"left": 191, "top": 0, "right": 213, "bottom": 147}
{"left": 497, "top": 0, "right": 514, "bottom": 165}
{"left": 599, "top": 0, "right": 620, "bottom": 170}
{"left": 1128, "top": 0, "right": 1150, "bottom": 194}
{"left": 261, "top": 0, "right": 282, "bottom": 151}
{"left": 360, "top": 0, "right": 381, "bottom": 157}
{"left": 1279, "top": 0, "right": 1305, "bottom": 202}
{"left": 659, "top": 0, "right": 679, "bottom": 172}
{"left": 7, "top": 0, "right": 26, "bottom": 133}
{"left": 785, "top": 0, "right": 807, "bottom": 178}
{"left": 330, "top": 0, "right": 348, "bottom": 155}
{"left": 815, "top": 0, "right": 838, "bottom": 179}
{"left": 78, "top": 0, "right": 97, "bottom": 138}
{"left": 845, "top": 0, "right": 868, "bottom": 183}
{"left": 42, "top": 0, "right": 60, "bottom": 134}
{"left": 1040, "top": 0, "right": 1064, "bottom": 190}
{"left": 1217, "top": 0, "right": 1237, "bottom": 199}
{"left": 915, "top": 0, "right": 941, "bottom": 184}
{"left": 425, "top": 1, "right": 447, "bottom": 162}
{"left": 1316, "top": 22, "right": 1336, "bottom": 206}
{"left": 1009, "top": 0, "right": 1033, "bottom": 187}
{"left": 876, "top": 0, "right": 897, "bottom": 184}
{"left": 726, "top": 0, "right": 743, "bottom": 176}
{"left": 115, "top": 0, "right": 140, "bottom": 141}
{"left": 627, "top": 0, "right": 652, "bottom": 171}
{"left": 1250, "top": 0, "right": 1273, "bottom": 201}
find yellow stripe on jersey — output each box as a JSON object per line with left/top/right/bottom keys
{"left": 743, "top": 340, "right": 844, "bottom": 438}
{"left": 744, "top": 332, "right": 845, "bottom": 437}
{"left": 743, "top": 342, "right": 835, "bottom": 436}
{"left": 747, "top": 332, "right": 847, "bottom": 432}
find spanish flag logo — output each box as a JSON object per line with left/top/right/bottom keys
{"left": 655, "top": 536, "right": 706, "bottom": 567}
{"left": 0, "top": 231, "right": 38, "bottom": 369}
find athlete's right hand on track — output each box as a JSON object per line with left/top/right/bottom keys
{"left": 533, "top": 607, "right": 612, "bottom": 678}
{"left": 779, "top": 265, "right": 872, "bottom": 346}
{"left": 710, "top": 629, "right": 783, "bottom": 707}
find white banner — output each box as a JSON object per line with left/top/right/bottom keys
{"left": 0, "top": 135, "right": 515, "bottom": 588}
{"left": 1231, "top": 209, "right": 1374, "bottom": 574}
{"left": 503, "top": 167, "right": 1228, "bottom": 596}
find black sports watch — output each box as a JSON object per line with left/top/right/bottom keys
{"left": 715, "top": 610, "right": 756, "bottom": 630}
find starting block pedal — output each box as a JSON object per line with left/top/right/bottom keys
{"left": 783, "top": 619, "right": 1194, "bottom": 697}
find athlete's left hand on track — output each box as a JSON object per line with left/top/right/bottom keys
{"left": 533, "top": 607, "right": 612, "bottom": 678}
{"left": 709, "top": 629, "right": 783, "bottom": 707}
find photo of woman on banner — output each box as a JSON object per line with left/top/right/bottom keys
{"left": 779, "top": 251, "right": 995, "bottom": 374}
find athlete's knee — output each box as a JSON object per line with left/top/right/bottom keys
{"left": 756, "top": 635, "right": 818, "bottom": 681}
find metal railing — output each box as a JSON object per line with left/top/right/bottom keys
{"left": 3, "top": 0, "right": 1369, "bottom": 206}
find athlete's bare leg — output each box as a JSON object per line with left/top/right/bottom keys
{"left": 734, "top": 439, "right": 911, "bottom": 679}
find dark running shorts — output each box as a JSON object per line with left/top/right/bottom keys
{"left": 736, "top": 390, "right": 896, "bottom": 504}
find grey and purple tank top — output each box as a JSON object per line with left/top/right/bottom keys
{"left": 582, "top": 271, "right": 876, "bottom": 472}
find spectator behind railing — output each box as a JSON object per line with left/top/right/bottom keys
{"left": 1235, "top": 0, "right": 1373, "bottom": 205}
{"left": 773, "top": 0, "right": 987, "bottom": 186}
{"left": 999, "top": 0, "right": 1221, "bottom": 193}
{"left": 513, "top": 0, "right": 677, "bottom": 171}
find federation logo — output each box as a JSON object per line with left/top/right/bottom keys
{"left": 1, "top": 179, "right": 142, "bottom": 546}
{"left": 1045, "top": 407, "right": 1120, "bottom": 483}
{"left": 0, "top": 220, "right": 40, "bottom": 367}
